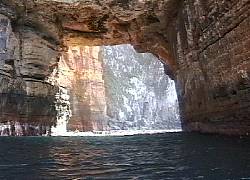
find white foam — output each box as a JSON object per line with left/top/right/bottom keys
{"left": 51, "top": 129, "right": 182, "bottom": 137}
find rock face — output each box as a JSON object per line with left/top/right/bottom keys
{"left": 0, "top": 14, "right": 60, "bottom": 136}
{"left": 168, "top": 0, "right": 250, "bottom": 135}
{"left": 0, "top": 0, "right": 249, "bottom": 135}
{"left": 54, "top": 46, "right": 107, "bottom": 132}
{"left": 51, "top": 44, "right": 180, "bottom": 132}
{"left": 0, "top": 0, "right": 180, "bottom": 75}
{"left": 102, "top": 44, "right": 180, "bottom": 130}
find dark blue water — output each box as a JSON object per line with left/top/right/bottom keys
{"left": 0, "top": 133, "right": 250, "bottom": 180}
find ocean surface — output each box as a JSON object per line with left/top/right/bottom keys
{"left": 0, "top": 133, "right": 250, "bottom": 180}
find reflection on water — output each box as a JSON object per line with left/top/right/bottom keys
{"left": 0, "top": 133, "right": 250, "bottom": 179}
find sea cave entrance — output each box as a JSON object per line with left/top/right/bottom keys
{"left": 51, "top": 44, "right": 181, "bottom": 135}
{"left": 1, "top": 0, "right": 249, "bottom": 136}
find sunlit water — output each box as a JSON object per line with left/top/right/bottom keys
{"left": 0, "top": 133, "right": 250, "bottom": 179}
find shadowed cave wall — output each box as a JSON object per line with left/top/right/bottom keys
{"left": 169, "top": 0, "right": 250, "bottom": 134}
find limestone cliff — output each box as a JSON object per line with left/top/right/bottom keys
{"left": 102, "top": 45, "right": 180, "bottom": 130}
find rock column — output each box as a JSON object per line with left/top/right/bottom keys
{"left": 0, "top": 14, "right": 60, "bottom": 136}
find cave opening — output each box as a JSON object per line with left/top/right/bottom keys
{"left": 51, "top": 44, "right": 181, "bottom": 136}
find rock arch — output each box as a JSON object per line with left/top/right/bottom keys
{"left": 0, "top": 0, "right": 249, "bottom": 135}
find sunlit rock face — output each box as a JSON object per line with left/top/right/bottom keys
{"left": 54, "top": 46, "right": 107, "bottom": 132}
{"left": 52, "top": 44, "right": 180, "bottom": 132}
{"left": 102, "top": 45, "right": 180, "bottom": 130}
{"left": 51, "top": 87, "right": 71, "bottom": 135}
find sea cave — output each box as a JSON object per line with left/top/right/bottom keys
{"left": 0, "top": 0, "right": 250, "bottom": 179}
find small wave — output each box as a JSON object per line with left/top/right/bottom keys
{"left": 51, "top": 129, "right": 182, "bottom": 137}
{"left": 0, "top": 163, "right": 29, "bottom": 167}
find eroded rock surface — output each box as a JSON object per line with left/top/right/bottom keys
{"left": 0, "top": 0, "right": 180, "bottom": 73}
{"left": 0, "top": 0, "right": 182, "bottom": 135}
{"left": 0, "top": 14, "right": 59, "bottom": 136}
{"left": 54, "top": 46, "right": 107, "bottom": 132}
{"left": 102, "top": 45, "right": 180, "bottom": 130}
{"left": 168, "top": 0, "right": 250, "bottom": 135}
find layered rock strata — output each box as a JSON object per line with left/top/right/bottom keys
{"left": 168, "top": 0, "right": 250, "bottom": 135}
{"left": 0, "top": 0, "right": 180, "bottom": 76}
{"left": 54, "top": 46, "right": 107, "bottom": 132}
{"left": 0, "top": 13, "right": 60, "bottom": 136}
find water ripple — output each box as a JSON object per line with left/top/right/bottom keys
{"left": 0, "top": 133, "right": 249, "bottom": 179}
